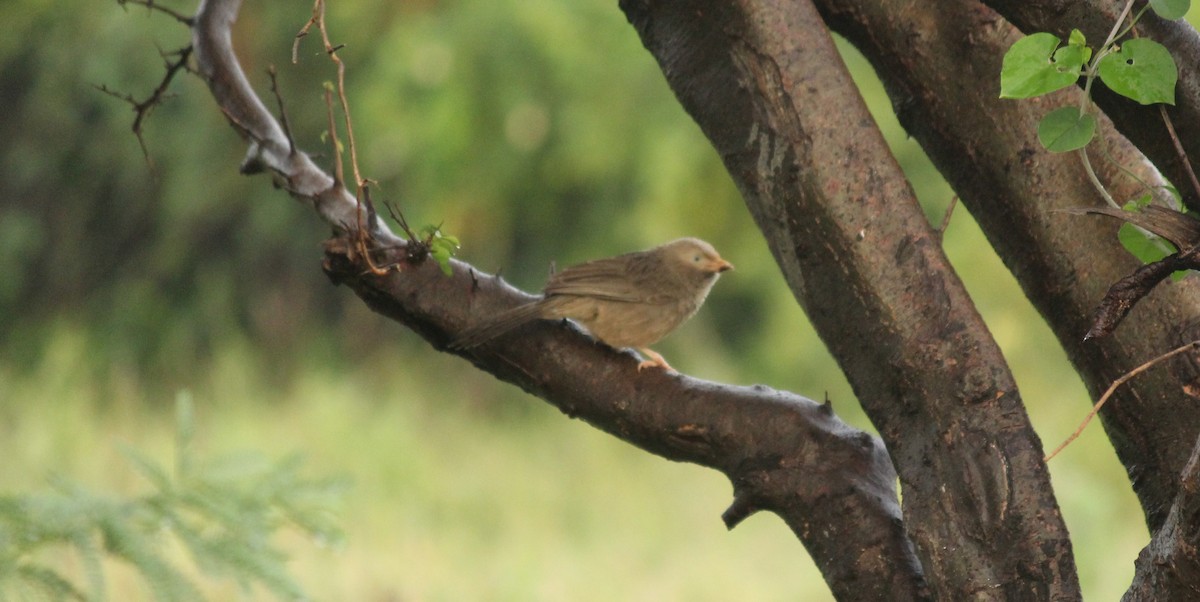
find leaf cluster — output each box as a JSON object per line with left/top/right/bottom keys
{"left": 1000, "top": 1, "right": 1186, "bottom": 152}
{"left": 999, "top": 0, "right": 1194, "bottom": 279}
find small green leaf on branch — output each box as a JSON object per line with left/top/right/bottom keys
{"left": 1118, "top": 222, "right": 1176, "bottom": 264}
{"left": 1037, "top": 106, "right": 1096, "bottom": 152}
{"left": 420, "top": 225, "right": 460, "bottom": 276}
{"left": 1000, "top": 33, "right": 1085, "bottom": 99}
{"left": 1098, "top": 39, "right": 1178, "bottom": 105}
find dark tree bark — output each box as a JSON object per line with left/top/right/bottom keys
{"left": 125, "top": 0, "right": 1200, "bottom": 599}
{"left": 816, "top": 0, "right": 1200, "bottom": 535}
{"left": 617, "top": 0, "right": 1078, "bottom": 600}
{"left": 1126, "top": 435, "right": 1200, "bottom": 601}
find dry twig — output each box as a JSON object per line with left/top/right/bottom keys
{"left": 1045, "top": 340, "right": 1200, "bottom": 461}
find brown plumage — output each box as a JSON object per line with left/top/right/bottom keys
{"left": 454, "top": 238, "right": 733, "bottom": 370}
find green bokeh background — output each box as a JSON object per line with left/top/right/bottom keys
{"left": 0, "top": 0, "right": 1177, "bottom": 599}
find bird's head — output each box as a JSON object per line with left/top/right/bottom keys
{"left": 661, "top": 237, "right": 734, "bottom": 277}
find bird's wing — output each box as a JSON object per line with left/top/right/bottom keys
{"left": 451, "top": 301, "right": 546, "bottom": 349}
{"left": 544, "top": 256, "right": 665, "bottom": 304}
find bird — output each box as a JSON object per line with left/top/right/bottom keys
{"left": 454, "top": 238, "right": 733, "bottom": 370}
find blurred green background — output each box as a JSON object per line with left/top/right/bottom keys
{"left": 0, "top": 0, "right": 1170, "bottom": 599}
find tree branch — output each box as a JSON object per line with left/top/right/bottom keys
{"left": 1126, "top": 433, "right": 1200, "bottom": 600}
{"left": 185, "top": 0, "right": 923, "bottom": 597}
{"left": 192, "top": 0, "right": 395, "bottom": 242}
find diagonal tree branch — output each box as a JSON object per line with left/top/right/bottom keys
{"left": 186, "top": 0, "right": 925, "bottom": 597}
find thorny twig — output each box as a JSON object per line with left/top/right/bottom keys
{"left": 1159, "top": 105, "right": 1200, "bottom": 207}
{"left": 298, "top": 0, "right": 419, "bottom": 273}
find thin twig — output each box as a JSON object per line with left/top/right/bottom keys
{"left": 938, "top": 195, "right": 958, "bottom": 240}
{"left": 1079, "top": 147, "right": 1121, "bottom": 209}
{"left": 1101, "top": 0, "right": 1139, "bottom": 51}
{"left": 1159, "top": 105, "right": 1200, "bottom": 205}
{"left": 292, "top": 11, "right": 317, "bottom": 64}
{"left": 95, "top": 45, "right": 194, "bottom": 161}
{"left": 1074, "top": 0, "right": 1139, "bottom": 208}
{"left": 322, "top": 85, "right": 344, "bottom": 188}
{"left": 1045, "top": 340, "right": 1200, "bottom": 461}
{"left": 117, "top": 0, "right": 193, "bottom": 24}
{"left": 267, "top": 66, "right": 296, "bottom": 156}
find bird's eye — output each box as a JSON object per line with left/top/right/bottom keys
{"left": 693, "top": 255, "right": 701, "bottom": 262}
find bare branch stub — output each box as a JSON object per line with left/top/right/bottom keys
{"left": 1087, "top": 245, "right": 1200, "bottom": 340}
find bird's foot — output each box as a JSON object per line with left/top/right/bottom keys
{"left": 636, "top": 348, "right": 673, "bottom": 372}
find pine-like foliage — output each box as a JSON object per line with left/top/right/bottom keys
{"left": 0, "top": 393, "right": 347, "bottom": 601}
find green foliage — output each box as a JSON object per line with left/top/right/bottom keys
{"left": 1116, "top": 221, "right": 1177, "bottom": 263}
{"left": 1037, "top": 106, "right": 1097, "bottom": 152}
{"left": 1000, "top": 9, "right": 1182, "bottom": 153}
{"left": 999, "top": 1, "right": 1194, "bottom": 271}
{"left": 1097, "top": 38, "right": 1177, "bottom": 105}
{"left": 999, "top": 32, "right": 1085, "bottom": 99}
{"left": 420, "top": 226, "right": 461, "bottom": 276}
{"left": 0, "top": 393, "right": 346, "bottom": 601}
{"left": 1151, "top": 0, "right": 1191, "bottom": 20}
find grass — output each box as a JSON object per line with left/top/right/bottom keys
{"left": 0, "top": 329, "right": 827, "bottom": 601}
{"left": 0, "top": 186, "right": 1148, "bottom": 602}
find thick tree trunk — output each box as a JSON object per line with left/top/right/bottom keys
{"left": 619, "top": 0, "right": 1078, "bottom": 599}
{"left": 813, "top": 0, "right": 1200, "bottom": 597}
{"left": 818, "top": 0, "right": 1200, "bottom": 536}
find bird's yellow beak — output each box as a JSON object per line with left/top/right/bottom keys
{"left": 712, "top": 258, "right": 734, "bottom": 273}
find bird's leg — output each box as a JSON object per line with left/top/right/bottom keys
{"left": 636, "top": 347, "right": 673, "bottom": 371}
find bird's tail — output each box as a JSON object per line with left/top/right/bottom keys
{"left": 451, "top": 301, "right": 547, "bottom": 349}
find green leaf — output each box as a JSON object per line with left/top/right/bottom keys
{"left": 1068, "top": 29, "right": 1086, "bottom": 48}
{"left": 1118, "top": 222, "right": 1187, "bottom": 279}
{"left": 1001, "top": 33, "right": 1083, "bottom": 98}
{"left": 1098, "top": 39, "right": 1178, "bottom": 105}
{"left": 430, "top": 246, "right": 453, "bottom": 276}
{"left": 1037, "top": 106, "right": 1097, "bottom": 152}
{"left": 1123, "top": 193, "right": 1153, "bottom": 211}
{"left": 1151, "top": 0, "right": 1190, "bottom": 20}
{"left": 1119, "top": 222, "right": 1176, "bottom": 263}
